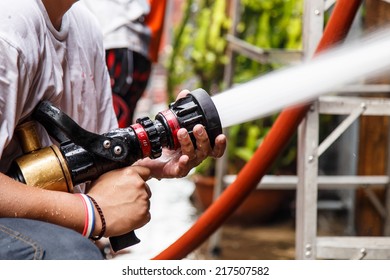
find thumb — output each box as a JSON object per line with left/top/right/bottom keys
{"left": 131, "top": 166, "right": 151, "bottom": 181}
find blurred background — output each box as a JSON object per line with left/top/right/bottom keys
{"left": 107, "top": 0, "right": 390, "bottom": 260}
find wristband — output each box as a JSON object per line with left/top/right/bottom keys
{"left": 87, "top": 195, "right": 106, "bottom": 241}
{"left": 76, "top": 193, "right": 95, "bottom": 238}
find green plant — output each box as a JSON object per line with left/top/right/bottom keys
{"left": 166, "top": 0, "right": 230, "bottom": 100}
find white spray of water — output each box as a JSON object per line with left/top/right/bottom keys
{"left": 212, "top": 29, "right": 390, "bottom": 128}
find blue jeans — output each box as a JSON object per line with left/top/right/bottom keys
{"left": 0, "top": 218, "right": 103, "bottom": 260}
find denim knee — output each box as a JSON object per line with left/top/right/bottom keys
{"left": 0, "top": 218, "right": 103, "bottom": 260}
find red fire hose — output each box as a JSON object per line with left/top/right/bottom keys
{"left": 153, "top": 0, "right": 363, "bottom": 260}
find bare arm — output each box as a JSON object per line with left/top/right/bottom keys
{"left": 0, "top": 172, "right": 85, "bottom": 233}
{"left": 0, "top": 164, "right": 152, "bottom": 238}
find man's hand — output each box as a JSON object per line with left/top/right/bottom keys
{"left": 138, "top": 89, "right": 227, "bottom": 179}
{"left": 86, "top": 165, "right": 152, "bottom": 237}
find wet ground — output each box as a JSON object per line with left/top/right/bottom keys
{"left": 193, "top": 221, "right": 296, "bottom": 260}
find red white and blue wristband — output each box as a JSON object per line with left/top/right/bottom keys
{"left": 77, "top": 193, "right": 95, "bottom": 238}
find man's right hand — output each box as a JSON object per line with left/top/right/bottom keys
{"left": 86, "top": 165, "right": 152, "bottom": 238}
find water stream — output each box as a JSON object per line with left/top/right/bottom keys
{"left": 212, "top": 29, "right": 390, "bottom": 128}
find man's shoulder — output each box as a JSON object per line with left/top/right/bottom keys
{"left": 0, "top": 0, "right": 43, "bottom": 28}
{"left": 0, "top": 0, "right": 45, "bottom": 58}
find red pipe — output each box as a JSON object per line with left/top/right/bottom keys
{"left": 153, "top": 0, "right": 362, "bottom": 260}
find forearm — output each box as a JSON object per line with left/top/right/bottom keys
{"left": 1, "top": 165, "right": 152, "bottom": 239}
{"left": 0, "top": 173, "right": 87, "bottom": 234}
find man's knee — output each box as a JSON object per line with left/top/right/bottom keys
{"left": 47, "top": 233, "right": 103, "bottom": 260}
{"left": 38, "top": 222, "right": 103, "bottom": 260}
{"left": 0, "top": 218, "right": 103, "bottom": 260}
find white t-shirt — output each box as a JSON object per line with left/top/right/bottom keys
{"left": 81, "top": 0, "right": 151, "bottom": 58}
{"left": 0, "top": 0, "right": 118, "bottom": 172}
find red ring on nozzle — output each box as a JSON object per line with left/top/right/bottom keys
{"left": 131, "top": 123, "right": 151, "bottom": 157}
{"left": 160, "top": 109, "right": 181, "bottom": 149}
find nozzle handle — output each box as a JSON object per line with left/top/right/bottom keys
{"left": 109, "top": 230, "right": 140, "bottom": 252}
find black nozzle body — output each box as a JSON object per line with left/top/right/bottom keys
{"left": 9, "top": 88, "right": 221, "bottom": 185}
{"left": 155, "top": 88, "right": 222, "bottom": 150}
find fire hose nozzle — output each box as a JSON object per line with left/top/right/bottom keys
{"left": 7, "top": 88, "right": 222, "bottom": 252}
